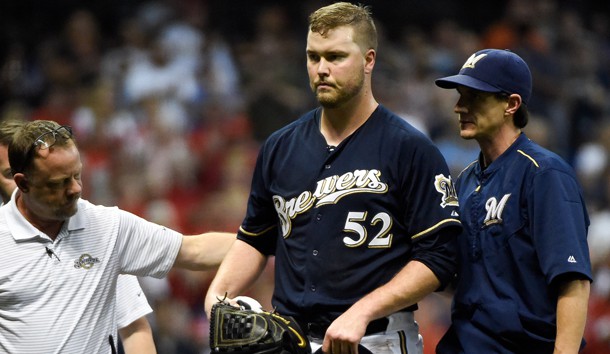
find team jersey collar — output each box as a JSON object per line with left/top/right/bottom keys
{"left": 5, "top": 189, "right": 87, "bottom": 242}
{"left": 476, "top": 133, "right": 528, "bottom": 176}
{"left": 315, "top": 105, "right": 382, "bottom": 149}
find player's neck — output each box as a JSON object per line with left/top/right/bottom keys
{"left": 320, "top": 97, "right": 378, "bottom": 146}
{"left": 479, "top": 129, "right": 521, "bottom": 167}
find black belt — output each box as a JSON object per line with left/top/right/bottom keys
{"left": 299, "top": 317, "right": 390, "bottom": 339}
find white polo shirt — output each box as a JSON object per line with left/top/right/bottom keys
{"left": 0, "top": 192, "right": 182, "bottom": 353}
{"left": 115, "top": 274, "right": 152, "bottom": 329}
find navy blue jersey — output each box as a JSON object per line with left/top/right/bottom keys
{"left": 438, "top": 133, "right": 593, "bottom": 354}
{"left": 237, "top": 105, "right": 461, "bottom": 321}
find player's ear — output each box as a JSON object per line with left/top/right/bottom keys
{"left": 14, "top": 173, "right": 29, "bottom": 193}
{"left": 505, "top": 94, "right": 522, "bottom": 116}
{"left": 364, "top": 49, "right": 375, "bottom": 74}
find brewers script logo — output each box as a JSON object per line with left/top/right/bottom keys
{"left": 74, "top": 254, "right": 101, "bottom": 269}
{"left": 273, "top": 169, "right": 388, "bottom": 238}
{"left": 434, "top": 174, "right": 459, "bottom": 208}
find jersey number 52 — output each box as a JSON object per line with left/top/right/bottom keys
{"left": 343, "top": 211, "right": 393, "bottom": 248}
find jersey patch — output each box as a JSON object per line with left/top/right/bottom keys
{"left": 434, "top": 174, "right": 459, "bottom": 208}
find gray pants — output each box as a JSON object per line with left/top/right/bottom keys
{"left": 309, "top": 312, "right": 423, "bottom": 354}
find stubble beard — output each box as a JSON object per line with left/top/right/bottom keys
{"left": 52, "top": 198, "right": 79, "bottom": 220}
{"left": 314, "top": 72, "right": 365, "bottom": 109}
{"left": 52, "top": 206, "right": 78, "bottom": 221}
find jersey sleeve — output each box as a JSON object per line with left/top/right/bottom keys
{"left": 401, "top": 138, "right": 461, "bottom": 241}
{"left": 115, "top": 275, "right": 152, "bottom": 329}
{"left": 399, "top": 138, "right": 462, "bottom": 288}
{"left": 529, "top": 167, "right": 592, "bottom": 284}
{"left": 236, "top": 144, "right": 279, "bottom": 255}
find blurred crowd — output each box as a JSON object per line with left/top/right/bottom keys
{"left": 1, "top": 0, "right": 609, "bottom": 353}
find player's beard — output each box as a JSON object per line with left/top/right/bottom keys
{"left": 314, "top": 71, "right": 365, "bottom": 109}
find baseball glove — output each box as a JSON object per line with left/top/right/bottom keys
{"left": 209, "top": 300, "right": 311, "bottom": 354}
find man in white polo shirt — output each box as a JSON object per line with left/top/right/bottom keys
{"left": 0, "top": 119, "right": 234, "bottom": 353}
{"left": 0, "top": 119, "right": 158, "bottom": 353}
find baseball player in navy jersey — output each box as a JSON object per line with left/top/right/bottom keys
{"left": 434, "top": 49, "right": 592, "bottom": 353}
{"left": 205, "top": 3, "right": 461, "bottom": 354}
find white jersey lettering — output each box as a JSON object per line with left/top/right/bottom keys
{"left": 274, "top": 169, "right": 388, "bottom": 238}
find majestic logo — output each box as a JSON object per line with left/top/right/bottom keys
{"left": 434, "top": 174, "right": 459, "bottom": 208}
{"left": 462, "top": 53, "right": 487, "bottom": 69}
{"left": 274, "top": 169, "right": 388, "bottom": 238}
{"left": 74, "top": 254, "right": 101, "bottom": 269}
{"left": 483, "top": 194, "right": 511, "bottom": 226}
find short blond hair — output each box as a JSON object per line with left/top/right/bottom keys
{"left": 308, "top": 2, "right": 377, "bottom": 52}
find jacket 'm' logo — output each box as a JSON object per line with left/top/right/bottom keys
{"left": 483, "top": 194, "right": 511, "bottom": 226}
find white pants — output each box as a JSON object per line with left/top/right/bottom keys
{"left": 309, "top": 312, "right": 423, "bottom": 354}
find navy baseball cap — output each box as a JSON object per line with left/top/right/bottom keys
{"left": 435, "top": 49, "right": 532, "bottom": 105}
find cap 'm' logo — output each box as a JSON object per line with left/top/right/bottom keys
{"left": 462, "top": 53, "right": 487, "bottom": 69}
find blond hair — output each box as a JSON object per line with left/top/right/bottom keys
{"left": 308, "top": 2, "right": 377, "bottom": 52}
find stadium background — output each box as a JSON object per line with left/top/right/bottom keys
{"left": 1, "top": 0, "right": 609, "bottom": 353}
